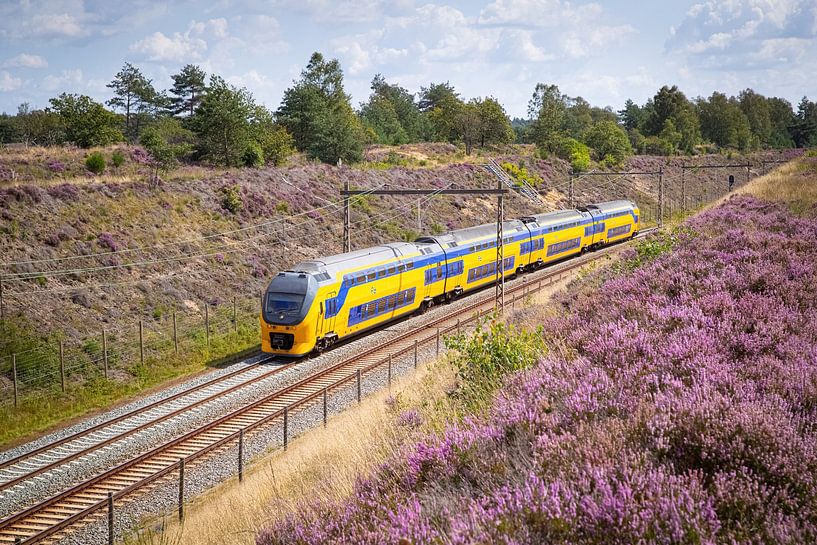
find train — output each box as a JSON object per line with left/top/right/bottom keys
{"left": 260, "top": 199, "right": 640, "bottom": 356}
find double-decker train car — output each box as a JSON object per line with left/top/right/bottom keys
{"left": 260, "top": 200, "right": 639, "bottom": 356}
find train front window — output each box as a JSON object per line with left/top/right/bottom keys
{"left": 265, "top": 292, "right": 304, "bottom": 319}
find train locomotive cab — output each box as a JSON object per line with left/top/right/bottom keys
{"left": 261, "top": 270, "right": 320, "bottom": 356}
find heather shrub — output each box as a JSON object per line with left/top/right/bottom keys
{"left": 259, "top": 195, "right": 817, "bottom": 545}
{"left": 85, "top": 151, "right": 106, "bottom": 174}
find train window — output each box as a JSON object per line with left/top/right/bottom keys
{"left": 397, "top": 264, "right": 406, "bottom": 273}
{"left": 356, "top": 273, "right": 365, "bottom": 284}
{"left": 377, "top": 268, "right": 385, "bottom": 278}
{"left": 407, "top": 262, "right": 414, "bottom": 269}
{"left": 377, "top": 300, "right": 386, "bottom": 313}
{"left": 367, "top": 271, "right": 377, "bottom": 281}
{"left": 387, "top": 265, "right": 396, "bottom": 275}
{"left": 389, "top": 296, "right": 397, "bottom": 309}
{"left": 397, "top": 292, "right": 405, "bottom": 305}
{"left": 367, "top": 302, "right": 377, "bottom": 315}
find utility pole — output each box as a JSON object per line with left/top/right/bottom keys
{"left": 658, "top": 167, "right": 664, "bottom": 228}
{"left": 568, "top": 175, "right": 574, "bottom": 208}
{"left": 417, "top": 199, "right": 421, "bottom": 232}
{"left": 0, "top": 275, "right": 5, "bottom": 322}
{"left": 681, "top": 167, "right": 686, "bottom": 213}
{"left": 495, "top": 176, "right": 504, "bottom": 313}
{"left": 343, "top": 180, "right": 351, "bottom": 253}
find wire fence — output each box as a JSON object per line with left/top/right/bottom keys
{"left": 0, "top": 297, "right": 260, "bottom": 407}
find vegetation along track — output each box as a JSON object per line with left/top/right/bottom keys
{"left": 0, "top": 229, "right": 655, "bottom": 544}
{"left": 0, "top": 355, "right": 286, "bottom": 496}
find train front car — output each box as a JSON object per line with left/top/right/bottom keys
{"left": 261, "top": 267, "right": 322, "bottom": 356}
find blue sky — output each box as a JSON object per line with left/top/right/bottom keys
{"left": 0, "top": 0, "right": 815, "bottom": 117}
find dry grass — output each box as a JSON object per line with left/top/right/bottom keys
{"left": 734, "top": 155, "right": 817, "bottom": 213}
{"left": 127, "top": 359, "right": 457, "bottom": 545}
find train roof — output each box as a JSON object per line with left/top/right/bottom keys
{"left": 521, "top": 209, "right": 584, "bottom": 225}
{"left": 290, "top": 242, "right": 417, "bottom": 278}
{"left": 582, "top": 200, "right": 636, "bottom": 213}
{"left": 417, "top": 219, "right": 526, "bottom": 246}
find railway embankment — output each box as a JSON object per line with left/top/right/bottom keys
{"left": 242, "top": 156, "right": 817, "bottom": 544}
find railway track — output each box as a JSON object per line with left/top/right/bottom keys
{"left": 0, "top": 230, "right": 655, "bottom": 544}
{"left": 0, "top": 355, "right": 289, "bottom": 502}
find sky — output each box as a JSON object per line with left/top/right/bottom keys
{"left": 0, "top": 0, "right": 815, "bottom": 118}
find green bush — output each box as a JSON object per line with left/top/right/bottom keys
{"left": 644, "top": 136, "right": 674, "bottom": 156}
{"left": 584, "top": 120, "right": 632, "bottom": 165}
{"left": 446, "top": 320, "right": 545, "bottom": 413}
{"left": 242, "top": 142, "right": 265, "bottom": 167}
{"left": 111, "top": 150, "right": 125, "bottom": 168}
{"left": 220, "top": 184, "right": 242, "bottom": 214}
{"left": 85, "top": 151, "right": 106, "bottom": 174}
{"left": 501, "top": 161, "right": 544, "bottom": 187}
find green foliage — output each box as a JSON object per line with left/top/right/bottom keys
{"left": 528, "top": 83, "right": 568, "bottom": 150}
{"left": 698, "top": 92, "right": 753, "bottom": 151}
{"left": 139, "top": 117, "right": 193, "bottom": 179}
{"left": 615, "top": 229, "right": 691, "bottom": 273}
{"left": 445, "top": 320, "right": 545, "bottom": 413}
{"left": 659, "top": 119, "right": 681, "bottom": 154}
{"left": 169, "top": 64, "right": 207, "bottom": 117}
{"left": 644, "top": 135, "right": 675, "bottom": 156}
{"left": 501, "top": 161, "right": 544, "bottom": 187}
{"left": 242, "top": 141, "right": 265, "bottom": 167}
{"left": 277, "top": 52, "right": 366, "bottom": 164}
{"left": 551, "top": 136, "right": 591, "bottom": 172}
{"left": 361, "top": 74, "right": 425, "bottom": 145}
{"left": 106, "top": 62, "right": 160, "bottom": 141}
{"left": 14, "top": 103, "right": 64, "bottom": 146}
{"left": 583, "top": 120, "right": 632, "bottom": 164}
{"left": 48, "top": 93, "right": 123, "bottom": 148}
{"left": 430, "top": 221, "right": 445, "bottom": 235}
{"left": 420, "top": 82, "right": 464, "bottom": 142}
{"left": 84, "top": 151, "right": 106, "bottom": 174}
{"left": 191, "top": 75, "right": 256, "bottom": 166}
{"left": 250, "top": 106, "right": 295, "bottom": 166}
{"left": 220, "top": 184, "right": 242, "bottom": 214}
{"left": 111, "top": 150, "right": 125, "bottom": 168}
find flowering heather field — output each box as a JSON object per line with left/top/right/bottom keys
{"left": 258, "top": 195, "right": 817, "bottom": 545}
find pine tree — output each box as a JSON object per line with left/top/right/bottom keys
{"left": 106, "top": 63, "right": 152, "bottom": 141}
{"left": 169, "top": 64, "right": 207, "bottom": 117}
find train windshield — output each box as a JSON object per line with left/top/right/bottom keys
{"left": 264, "top": 292, "right": 305, "bottom": 322}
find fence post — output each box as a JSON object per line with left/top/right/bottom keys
{"left": 59, "top": 340, "right": 65, "bottom": 393}
{"left": 746, "top": 161, "right": 751, "bottom": 186}
{"left": 414, "top": 340, "right": 418, "bottom": 369}
{"left": 283, "top": 407, "right": 288, "bottom": 450}
{"left": 436, "top": 328, "right": 440, "bottom": 356}
{"left": 238, "top": 429, "right": 244, "bottom": 482}
{"left": 233, "top": 297, "right": 238, "bottom": 333}
{"left": 178, "top": 458, "right": 185, "bottom": 521}
{"left": 107, "top": 491, "right": 114, "bottom": 545}
{"left": 456, "top": 318, "right": 460, "bottom": 334}
{"left": 12, "top": 354, "right": 18, "bottom": 408}
{"left": 356, "top": 369, "right": 362, "bottom": 403}
{"left": 658, "top": 167, "right": 664, "bottom": 228}
{"left": 323, "top": 388, "right": 328, "bottom": 427}
{"left": 0, "top": 275, "right": 5, "bottom": 323}
{"left": 139, "top": 320, "right": 144, "bottom": 364}
{"left": 204, "top": 304, "right": 210, "bottom": 350}
{"left": 387, "top": 354, "right": 392, "bottom": 389}
{"left": 173, "top": 311, "right": 178, "bottom": 355}
{"left": 102, "top": 329, "right": 108, "bottom": 379}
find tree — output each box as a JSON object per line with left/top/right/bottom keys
{"left": 476, "top": 97, "right": 514, "bottom": 147}
{"left": 15, "top": 103, "right": 64, "bottom": 146}
{"left": 278, "top": 52, "right": 366, "bottom": 164}
{"left": 107, "top": 63, "right": 155, "bottom": 141}
{"left": 169, "top": 64, "right": 207, "bottom": 117}
{"left": 419, "top": 82, "right": 463, "bottom": 142}
{"left": 48, "top": 93, "right": 123, "bottom": 148}
{"left": 767, "top": 97, "right": 796, "bottom": 148}
{"left": 139, "top": 117, "right": 194, "bottom": 184}
{"left": 618, "top": 99, "right": 645, "bottom": 131}
{"left": 584, "top": 120, "right": 632, "bottom": 164}
{"left": 563, "top": 96, "right": 592, "bottom": 139}
{"left": 697, "top": 92, "right": 752, "bottom": 150}
{"left": 644, "top": 85, "right": 689, "bottom": 135}
{"left": 527, "top": 83, "right": 568, "bottom": 152}
{"left": 659, "top": 119, "right": 681, "bottom": 154}
{"left": 361, "top": 74, "right": 425, "bottom": 143}
{"left": 250, "top": 105, "right": 294, "bottom": 166}
{"left": 738, "top": 89, "right": 771, "bottom": 147}
{"left": 456, "top": 100, "right": 481, "bottom": 155}
{"left": 191, "top": 76, "right": 255, "bottom": 166}
{"left": 792, "top": 97, "right": 817, "bottom": 148}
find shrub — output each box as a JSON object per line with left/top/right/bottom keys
{"left": 584, "top": 120, "right": 632, "bottom": 165}
{"left": 47, "top": 160, "right": 66, "bottom": 173}
{"left": 111, "top": 150, "right": 125, "bottom": 168}
{"left": 256, "top": 126, "right": 294, "bottom": 166}
{"left": 242, "top": 142, "right": 265, "bottom": 167}
{"left": 85, "top": 152, "right": 106, "bottom": 174}
{"left": 220, "top": 184, "right": 242, "bottom": 214}
{"left": 500, "top": 161, "right": 544, "bottom": 187}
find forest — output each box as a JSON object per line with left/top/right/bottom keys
{"left": 1, "top": 51, "right": 816, "bottom": 175}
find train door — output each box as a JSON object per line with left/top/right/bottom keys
{"left": 319, "top": 291, "right": 338, "bottom": 336}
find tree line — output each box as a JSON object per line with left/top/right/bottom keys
{"left": 1, "top": 51, "right": 815, "bottom": 173}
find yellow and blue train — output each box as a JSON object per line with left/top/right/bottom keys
{"left": 261, "top": 199, "right": 640, "bottom": 356}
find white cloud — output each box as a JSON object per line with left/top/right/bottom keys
{"left": 130, "top": 19, "right": 227, "bottom": 62}
{"left": 0, "top": 71, "right": 23, "bottom": 92}
{"left": 42, "top": 69, "right": 83, "bottom": 92}
{"left": 3, "top": 54, "right": 48, "bottom": 69}
{"left": 29, "top": 12, "right": 89, "bottom": 38}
